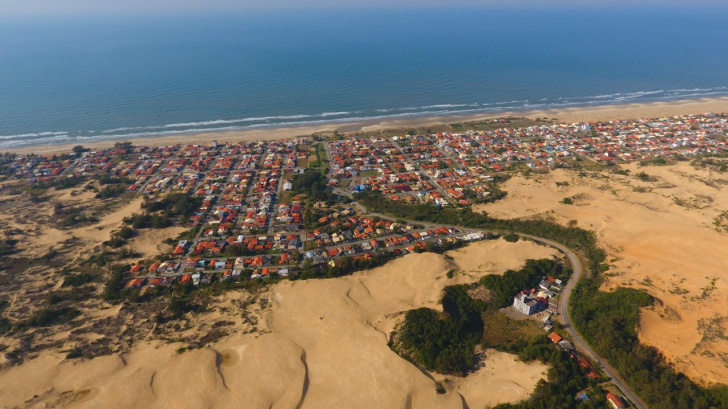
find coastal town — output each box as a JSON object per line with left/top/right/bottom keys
{"left": 2, "top": 113, "right": 726, "bottom": 287}
{"left": 2, "top": 112, "right": 728, "bottom": 407}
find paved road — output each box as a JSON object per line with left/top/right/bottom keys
{"left": 522, "top": 234, "right": 649, "bottom": 409}
{"left": 346, "top": 204, "right": 652, "bottom": 409}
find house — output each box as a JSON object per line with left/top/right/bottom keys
{"left": 558, "top": 340, "right": 575, "bottom": 352}
{"left": 513, "top": 292, "right": 540, "bottom": 315}
{"left": 186, "top": 257, "right": 202, "bottom": 268}
{"left": 606, "top": 393, "right": 626, "bottom": 409}
{"left": 547, "top": 332, "right": 562, "bottom": 343}
{"left": 128, "top": 278, "right": 143, "bottom": 287}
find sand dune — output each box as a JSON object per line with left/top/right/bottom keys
{"left": 475, "top": 162, "right": 728, "bottom": 385}
{"left": 0, "top": 241, "right": 552, "bottom": 409}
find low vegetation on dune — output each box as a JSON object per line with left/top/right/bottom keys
{"left": 360, "top": 191, "right": 728, "bottom": 409}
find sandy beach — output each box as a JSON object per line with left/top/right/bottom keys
{"left": 5, "top": 96, "right": 728, "bottom": 156}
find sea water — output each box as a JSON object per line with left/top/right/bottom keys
{"left": 1, "top": 6, "right": 728, "bottom": 148}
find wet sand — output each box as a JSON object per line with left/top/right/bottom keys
{"left": 5, "top": 96, "right": 728, "bottom": 155}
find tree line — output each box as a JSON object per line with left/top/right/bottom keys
{"left": 356, "top": 190, "right": 728, "bottom": 408}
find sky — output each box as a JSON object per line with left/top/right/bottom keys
{"left": 1, "top": 0, "right": 726, "bottom": 17}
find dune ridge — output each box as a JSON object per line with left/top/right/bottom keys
{"left": 0, "top": 240, "right": 556, "bottom": 409}
{"left": 476, "top": 162, "right": 728, "bottom": 385}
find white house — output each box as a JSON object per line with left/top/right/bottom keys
{"left": 513, "top": 293, "right": 539, "bottom": 315}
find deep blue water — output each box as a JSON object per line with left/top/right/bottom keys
{"left": 1, "top": 7, "right": 728, "bottom": 148}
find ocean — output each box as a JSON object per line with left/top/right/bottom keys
{"left": 1, "top": 6, "right": 728, "bottom": 149}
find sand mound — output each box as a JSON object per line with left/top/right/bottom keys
{"left": 475, "top": 162, "right": 728, "bottom": 385}
{"left": 0, "top": 244, "right": 551, "bottom": 409}
{"left": 447, "top": 238, "right": 560, "bottom": 278}
{"left": 128, "top": 226, "right": 188, "bottom": 259}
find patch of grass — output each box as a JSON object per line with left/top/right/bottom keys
{"left": 481, "top": 309, "right": 544, "bottom": 350}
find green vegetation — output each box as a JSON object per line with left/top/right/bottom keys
{"left": 113, "top": 141, "right": 134, "bottom": 155}
{"left": 481, "top": 259, "right": 570, "bottom": 308}
{"left": 141, "top": 192, "right": 203, "bottom": 220}
{"left": 0, "top": 230, "right": 18, "bottom": 256}
{"left": 394, "top": 279, "right": 605, "bottom": 408}
{"left": 95, "top": 173, "right": 135, "bottom": 199}
{"left": 291, "top": 170, "right": 332, "bottom": 201}
{"left": 0, "top": 299, "right": 11, "bottom": 335}
{"left": 481, "top": 309, "right": 543, "bottom": 352}
{"left": 639, "top": 157, "right": 668, "bottom": 167}
{"left": 96, "top": 183, "right": 129, "bottom": 199}
{"left": 355, "top": 190, "right": 604, "bottom": 271}
{"left": 21, "top": 306, "right": 81, "bottom": 328}
{"left": 53, "top": 203, "right": 99, "bottom": 227}
{"left": 395, "top": 285, "right": 484, "bottom": 376}
{"left": 503, "top": 232, "right": 520, "bottom": 242}
{"left": 30, "top": 175, "right": 86, "bottom": 190}
{"left": 122, "top": 187, "right": 200, "bottom": 230}
{"left": 61, "top": 273, "right": 95, "bottom": 287}
{"left": 357, "top": 190, "right": 728, "bottom": 408}
{"left": 635, "top": 171, "right": 654, "bottom": 182}
{"left": 102, "top": 264, "right": 130, "bottom": 301}
{"left": 571, "top": 284, "right": 728, "bottom": 408}
{"left": 299, "top": 251, "right": 398, "bottom": 279}
{"left": 123, "top": 212, "right": 171, "bottom": 229}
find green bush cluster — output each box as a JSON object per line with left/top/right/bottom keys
{"left": 481, "top": 259, "right": 570, "bottom": 308}
{"left": 397, "top": 286, "right": 484, "bottom": 376}
{"left": 357, "top": 190, "right": 728, "bottom": 408}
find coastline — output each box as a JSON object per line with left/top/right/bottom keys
{"left": 5, "top": 96, "right": 728, "bottom": 156}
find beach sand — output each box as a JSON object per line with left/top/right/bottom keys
{"left": 5, "top": 96, "right": 728, "bottom": 155}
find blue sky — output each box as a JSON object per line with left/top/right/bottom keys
{"left": 2, "top": 0, "right": 725, "bottom": 16}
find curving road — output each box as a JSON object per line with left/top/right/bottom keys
{"left": 523, "top": 234, "right": 649, "bottom": 409}
{"left": 368, "top": 221, "right": 650, "bottom": 407}
{"left": 349, "top": 210, "right": 650, "bottom": 408}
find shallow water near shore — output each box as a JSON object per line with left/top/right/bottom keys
{"left": 2, "top": 6, "right": 728, "bottom": 148}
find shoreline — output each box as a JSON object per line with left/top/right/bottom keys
{"left": 5, "top": 96, "right": 728, "bottom": 155}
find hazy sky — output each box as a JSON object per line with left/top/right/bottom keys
{"left": 1, "top": 0, "right": 725, "bottom": 16}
